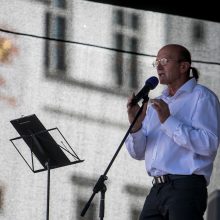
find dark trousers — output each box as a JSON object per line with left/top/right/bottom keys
{"left": 139, "top": 175, "right": 207, "bottom": 220}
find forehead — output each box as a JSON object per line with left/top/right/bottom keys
{"left": 157, "top": 46, "right": 179, "bottom": 59}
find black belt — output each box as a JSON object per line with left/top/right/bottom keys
{"left": 152, "top": 175, "right": 170, "bottom": 185}
{"left": 152, "top": 174, "right": 205, "bottom": 185}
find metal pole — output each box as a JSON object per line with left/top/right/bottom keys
{"left": 46, "top": 161, "right": 50, "bottom": 220}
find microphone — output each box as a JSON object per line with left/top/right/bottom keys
{"left": 130, "top": 76, "right": 159, "bottom": 106}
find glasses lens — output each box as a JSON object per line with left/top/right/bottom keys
{"left": 160, "top": 58, "right": 168, "bottom": 66}
{"left": 152, "top": 58, "right": 169, "bottom": 68}
{"left": 152, "top": 60, "right": 158, "bottom": 68}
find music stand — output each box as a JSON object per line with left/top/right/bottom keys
{"left": 9, "top": 114, "right": 84, "bottom": 220}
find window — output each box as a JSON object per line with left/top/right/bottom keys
{"left": 44, "top": 0, "right": 67, "bottom": 75}
{"left": 0, "top": 185, "right": 5, "bottom": 214}
{"left": 192, "top": 22, "right": 205, "bottom": 43}
{"left": 112, "top": 9, "right": 140, "bottom": 90}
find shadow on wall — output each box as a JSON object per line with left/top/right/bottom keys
{"left": 112, "top": 9, "right": 140, "bottom": 90}
{"left": 0, "top": 183, "right": 5, "bottom": 216}
{"left": 44, "top": 5, "right": 143, "bottom": 97}
{"left": 71, "top": 174, "right": 149, "bottom": 220}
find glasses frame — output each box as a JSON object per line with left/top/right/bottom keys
{"left": 152, "top": 58, "right": 181, "bottom": 68}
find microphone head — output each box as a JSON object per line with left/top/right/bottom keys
{"left": 145, "top": 76, "right": 159, "bottom": 90}
{"left": 130, "top": 76, "right": 159, "bottom": 106}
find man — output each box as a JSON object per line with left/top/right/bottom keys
{"left": 125, "top": 44, "right": 220, "bottom": 220}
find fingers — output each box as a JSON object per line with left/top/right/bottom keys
{"left": 142, "top": 102, "right": 148, "bottom": 113}
{"left": 127, "top": 92, "right": 135, "bottom": 107}
{"left": 150, "top": 98, "right": 170, "bottom": 123}
{"left": 150, "top": 99, "right": 166, "bottom": 109}
{"left": 127, "top": 92, "right": 142, "bottom": 125}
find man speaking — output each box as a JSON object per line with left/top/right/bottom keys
{"left": 125, "top": 44, "right": 220, "bottom": 220}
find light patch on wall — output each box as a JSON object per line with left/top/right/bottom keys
{"left": 0, "top": 33, "right": 19, "bottom": 108}
{"left": 0, "top": 36, "right": 18, "bottom": 64}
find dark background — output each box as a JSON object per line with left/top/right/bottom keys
{"left": 86, "top": 1, "right": 220, "bottom": 23}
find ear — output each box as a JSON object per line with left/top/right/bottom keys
{"left": 180, "top": 61, "right": 190, "bottom": 73}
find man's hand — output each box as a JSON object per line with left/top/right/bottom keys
{"left": 127, "top": 93, "right": 148, "bottom": 133}
{"left": 151, "top": 99, "right": 170, "bottom": 123}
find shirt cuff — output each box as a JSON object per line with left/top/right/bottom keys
{"left": 161, "top": 115, "right": 181, "bottom": 138}
{"left": 130, "top": 128, "right": 144, "bottom": 138}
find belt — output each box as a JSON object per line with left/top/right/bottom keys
{"left": 152, "top": 174, "right": 205, "bottom": 186}
{"left": 152, "top": 175, "right": 170, "bottom": 185}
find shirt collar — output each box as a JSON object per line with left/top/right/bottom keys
{"left": 162, "top": 78, "right": 197, "bottom": 98}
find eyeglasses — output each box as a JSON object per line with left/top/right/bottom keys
{"left": 152, "top": 58, "right": 180, "bottom": 68}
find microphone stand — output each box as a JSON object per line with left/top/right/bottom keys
{"left": 81, "top": 96, "right": 149, "bottom": 219}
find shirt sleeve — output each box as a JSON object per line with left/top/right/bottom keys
{"left": 125, "top": 129, "right": 147, "bottom": 160}
{"left": 161, "top": 91, "right": 220, "bottom": 157}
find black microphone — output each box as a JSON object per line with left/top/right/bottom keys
{"left": 130, "top": 76, "right": 159, "bottom": 106}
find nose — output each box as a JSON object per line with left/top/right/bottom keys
{"left": 157, "top": 62, "right": 164, "bottom": 70}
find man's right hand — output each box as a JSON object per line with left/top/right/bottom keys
{"left": 127, "top": 93, "right": 148, "bottom": 133}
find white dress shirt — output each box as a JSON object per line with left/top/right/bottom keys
{"left": 125, "top": 78, "right": 220, "bottom": 185}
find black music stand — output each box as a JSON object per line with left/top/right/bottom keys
{"left": 9, "top": 114, "right": 84, "bottom": 220}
